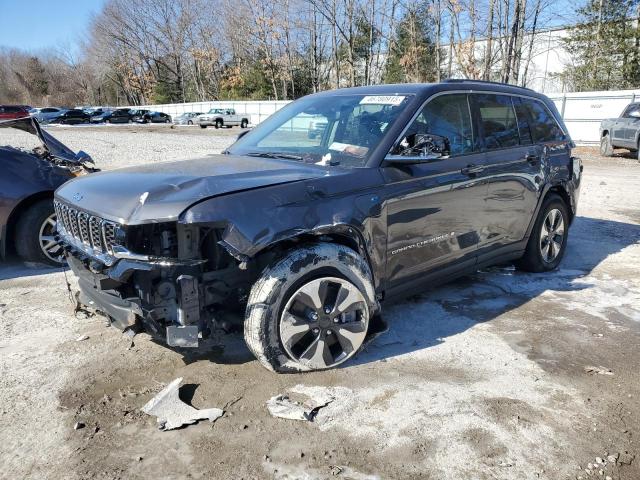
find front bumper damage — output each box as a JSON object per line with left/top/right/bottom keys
{"left": 66, "top": 250, "right": 211, "bottom": 348}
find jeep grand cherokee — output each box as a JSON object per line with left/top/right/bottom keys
{"left": 55, "top": 81, "right": 581, "bottom": 372}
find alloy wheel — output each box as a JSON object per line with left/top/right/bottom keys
{"left": 39, "top": 213, "right": 64, "bottom": 264}
{"left": 539, "top": 208, "right": 565, "bottom": 263}
{"left": 280, "top": 277, "right": 369, "bottom": 369}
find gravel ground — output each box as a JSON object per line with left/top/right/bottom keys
{"left": 0, "top": 126, "right": 639, "bottom": 480}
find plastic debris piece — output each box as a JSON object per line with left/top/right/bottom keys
{"left": 266, "top": 389, "right": 334, "bottom": 422}
{"left": 141, "top": 377, "right": 224, "bottom": 431}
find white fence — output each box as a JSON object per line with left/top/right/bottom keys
{"left": 136, "top": 100, "right": 291, "bottom": 126}
{"left": 139, "top": 89, "right": 640, "bottom": 145}
{"left": 548, "top": 89, "right": 640, "bottom": 145}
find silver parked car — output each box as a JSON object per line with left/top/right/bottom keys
{"left": 32, "top": 107, "right": 67, "bottom": 123}
{"left": 173, "top": 112, "right": 204, "bottom": 125}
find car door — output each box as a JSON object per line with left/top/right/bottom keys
{"left": 621, "top": 104, "right": 640, "bottom": 146}
{"left": 612, "top": 106, "right": 632, "bottom": 147}
{"left": 473, "top": 94, "right": 541, "bottom": 256}
{"left": 382, "top": 92, "right": 489, "bottom": 291}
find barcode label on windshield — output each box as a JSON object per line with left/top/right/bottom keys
{"left": 360, "top": 95, "right": 406, "bottom": 106}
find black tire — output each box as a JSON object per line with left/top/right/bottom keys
{"left": 15, "top": 199, "right": 64, "bottom": 266}
{"left": 187, "top": 120, "right": 193, "bottom": 125}
{"left": 244, "top": 243, "right": 377, "bottom": 373}
{"left": 515, "top": 194, "right": 570, "bottom": 273}
{"left": 241, "top": 119, "right": 248, "bottom": 128}
{"left": 600, "top": 133, "right": 614, "bottom": 157}
{"left": 215, "top": 119, "right": 223, "bottom": 129}
{"left": 200, "top": 124, "right": 207, "bottom": 129}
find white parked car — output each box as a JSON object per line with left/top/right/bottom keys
{"left": 198, "top": 108, "right": 249, "bottom": 129}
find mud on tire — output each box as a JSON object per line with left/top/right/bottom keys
{"left": 244, "top": 243, "right": 377, "bottom": 373}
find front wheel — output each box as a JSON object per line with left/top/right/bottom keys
{"left": 244, "top": 244, "right": 376, "bottom": 373}
{"left": 15, "top": 199, "right": 64, "bottom": 266}
{"left": 187, "top": 120, "right": 193, "bottom": 125}
{"left": 515, "top": 194, "right": 569, "bottom": 272}
{"left": 240, "top": 119, "right": 248, "bottom": 128}
{"left": 600, "top": 134, "right": 614, "bottom": 156}
{"left": 200, "top": 124, "right": 207, "bottom": 129}
{"left": 215, "top": 119, "right": 222, "bottom": 129}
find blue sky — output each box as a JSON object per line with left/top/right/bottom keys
{"left": 0, "top": 0, "right": 105, "bottom": 54}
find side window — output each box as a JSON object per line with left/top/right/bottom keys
{"left": 622, "top": 104, "right": 640, "bottom": 118}
{"left": 521, "top": 98, "right": 565, "bottom": 143}
{"left": 475, "top": 94, "right": 519, "bottom": 149}
{"left": 513, "top": 97, "right": 533, "bottom": 145}
{"left": 404, "top": 94, "right": 474, "bottom": 156}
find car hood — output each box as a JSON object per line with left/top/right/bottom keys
{"left": 55, "top": 154, "right": 344, "bottom": 224}
{"left": 0, "top": 117, "right": 89, "bottom": 164}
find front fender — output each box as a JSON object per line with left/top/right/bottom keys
{"left": 179, "top": 170, "right": 387, "bottom": 289}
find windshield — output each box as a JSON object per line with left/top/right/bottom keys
{"left": 228, "top": 93, "right": 413, "bottom": 168}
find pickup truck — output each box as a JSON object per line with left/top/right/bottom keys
{"left": 198, "top": 108, "right": 249, "bottom": 129}
{"left": 600, "top": 102, "right": 640, "bottom": 161}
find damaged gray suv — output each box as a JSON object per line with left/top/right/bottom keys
{"left": 55, "top": 81, "right": 581, "bottom": 372}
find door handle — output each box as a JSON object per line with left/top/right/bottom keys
{"left": 461, "top": 164, "right": 485, "bottom": 175}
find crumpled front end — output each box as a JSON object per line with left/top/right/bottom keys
{"left": 56, "top": 198, "right": 256, "bottom": 348}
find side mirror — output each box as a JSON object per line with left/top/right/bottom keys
{"left": 388, "top": 133, "right": 450, "bottom": 163}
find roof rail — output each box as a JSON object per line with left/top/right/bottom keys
{"left": 443, "top": 78, "right": 535, "bottom": 92}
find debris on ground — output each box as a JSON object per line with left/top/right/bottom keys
{"left": 75, "top": 334, "right": 89, "bottom": 342}
{"left": 266, "top": 386, "right": 335, "bottom": 421}
{"left": 141, "top": 377, "right": 223, "bottom": 431}
{"left": 584, "top": 366, "right": 614, "bottom": 375}
{"left": 73, "top": 422, "right": 85, "bottom": 430}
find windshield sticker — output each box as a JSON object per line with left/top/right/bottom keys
{"left": 360, "top": 95, "right": 406, "bottom": 106}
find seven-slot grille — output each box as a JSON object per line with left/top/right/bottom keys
{"left": 54, "top": 200, "right": 120, "bottom": 254}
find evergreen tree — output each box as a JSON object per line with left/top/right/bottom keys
{"left": 561, "top": 0, "right": 640, "bottom": 91}
{"left": 384, "top": 3, "right": 439, "bottom": 84}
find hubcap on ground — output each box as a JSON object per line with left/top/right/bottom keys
{"left": 539, "top": 208, "right": 565, "bottom": 263}
{"left": 39, "top": 213, "right": 64, "bottom": 264}
{"left": 280, "top": 277, "right": 369, "bottom": 369}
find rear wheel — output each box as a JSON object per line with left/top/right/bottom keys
{"left": 515, "top": 194, "right": 569, "bottom": 272}
{"left": 15, "top": 199, "right": 64, "bottom": 266}
{"left": 241, "top": 119, "right": 248, "bottom": 128}
{"left": 244, "top": 244, "right": 376, "bottom": 372}
{"left": 200, "top": 124, "right": 207, "bottom": 129}
{"left": 600, "top": 133, "right": 614, "bottom": 156}
{"left": 187, "top": 120, "right": 193, "bottom": 125}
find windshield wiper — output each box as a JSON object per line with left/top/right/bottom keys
{"left": 246, "top": 151, "right": 304, "bottom": 161}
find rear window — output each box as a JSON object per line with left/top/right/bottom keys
{"left": 475, "top": 94, "right": 520, "bottom": 149}
{"left": 520, "top": 98, "right": 565, "bottom": 143}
